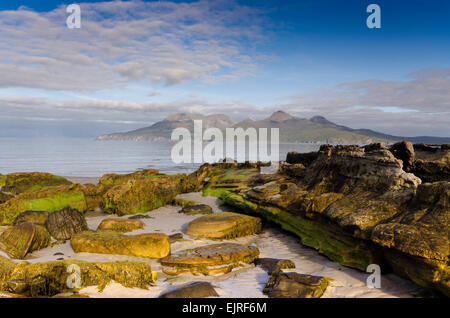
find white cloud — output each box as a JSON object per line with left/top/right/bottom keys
{"left": 0, "top": 0, "right": 265, "bottom": 91}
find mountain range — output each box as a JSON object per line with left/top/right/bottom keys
{"left": 96, "top": 111, "right": 450, "bottom": 144}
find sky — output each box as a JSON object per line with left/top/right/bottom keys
{"left": 0, "top": 0, "right": 449, "bottom": 137}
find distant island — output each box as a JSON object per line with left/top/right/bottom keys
{"left": 97, "top": 111, "right": 450, "bottom": 144}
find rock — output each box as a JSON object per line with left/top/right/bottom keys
{"left": 99, "top": 169, "right": 159, "bottom": 186}
{"left": 0, "top": 184, "right": 87, "bottom": 225}
{"left": 128, "top": 214, "right": 152, "bottom": 220}
{"left": 102, "top": 175, "right": 182, "bottom": 215}
{"left": 159, "top": 282, "right": 219, "bottom": 298}
{"left": 169, "top": 233, "right": 184, "bottom": 243}
{"left": 285, "top": 151, "right": 319, "bottom": 166}
{"left": 263, "top": 272, "right": 329, "bottom": 298}
{"left": 161, "top": 243, "right": 260, "bottom": 275}
{"left": 2, "top": 259, "right": 155, "bottom": 297}
{"left": 172, "top": 198, "right": 198, "bottom": 207}
{"left": 389, "top": 141, "right": 415, "bottom": 171}
{"left": 71, "top": 230, "right": 170, "bottom": 259}
{"left": 185, "top": 212, "right": 262, "bottom": 240}
{"left": 81, "top": 183, "right": 108, "bottom": 211}
{"left": 13, "top": 211, "right": 49, "bottom": 226}
{"left": 7, "top": 279, "right": 28, "bottom": 294}
{"left": 255, "top": 258, "right": 296, "bottom": 275}
{"left": 179, "top": 204, "right": 213, "bottom": 215}
{"left": 0, "top": 222, "right": 51, "bottom": 259}
{"left": 0, "top": 172, "right": 72, "bottom": 195}
{"left": 0, "top": 192, "right": 14, "bottom": 204}
{"left": 202, "top": 143, "right": 450, "bottom": 296}
{"left": 45, "top": 207, "right": 88, "bottom": 240}
{"left": 97, "top": 218, "right": 144, "bottom": 232}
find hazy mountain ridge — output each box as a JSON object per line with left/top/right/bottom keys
{"left": 97, "top": 111, "right": 450, "bottom": 144}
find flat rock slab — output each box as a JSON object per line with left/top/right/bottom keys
{"left": 45, "top": 207, "right": 88, "bottom": 240}
{"left": 179, "top": 204, "right": 213, "bottom": 215}
{"left": 255, "top": 258, "right": 296, "bottom": 275}
{"left": 0, "top": 222, "right": 50, "bottom": 259}
{"left": 263, "top": 272, "right": 330, "bottom": 298}
{"left": 185, "top": 212, "right": 262, "bottom": 240}
{"left": 161, "top": 243, "right": 260, "bottom": 275}
{"left": 70, "top": 230, "right": 170, "bottom": 259}
{"left": 159, "top": 282, "right": 219, "bottom": 298}
{"left": 97, "top": 218, "right": 144, "bottom": 232}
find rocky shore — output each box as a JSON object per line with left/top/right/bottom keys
{"left": 0, "top": 141, "right": 448, "bottom": 298}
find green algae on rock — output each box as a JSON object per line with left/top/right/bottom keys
{"left": 97, "top": 218, "right": 144, "bottom": 232}
{"left": 161, "top": 243, "right": 260, "bottom": 276}
{"left": 1, "top": 172, "right": 72, "bottom": 195}
{"left": 13, "top": 211, "right": 49, "bottom": 226}
{"left": 0, "top": 222, "right": 51, "bottom": 259}
{"left": 185, "top": 212, "right": 262, "bottom": 240}
{"left": 0, "top": 184, "right": 87, "bottom": 225}
{"left": 0, "top": 259, "right": 155, "bottom": 297}
{"left": 71, "top": 230, "right": 170, "bottom": 259}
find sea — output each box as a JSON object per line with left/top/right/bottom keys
{"left": 0, "top": 137, "right": 321, "bottom": 177}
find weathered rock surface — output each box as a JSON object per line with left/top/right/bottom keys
{"left": 0, "top": 192, "right": 14, "bottom": 204}
{"left": 263, "top": 272, "right": 329, "bottom": 298}
{"left": 13, "top": 211, "right": 49, "bottom": 226}
{"left": 0, "top": 258, "right": 155, "bottom": 297}
{"left": 161, "top": 243, "right": 260, "bottom": 275}
{"left": 97, "top": 218, "right": 144, "bottom": 232}
{"left": 0, "top": 172, "right": 72, "bottom": 195}
{"left": 185, "top": 212, "right": 262, "bottom": 240}
{"left": 0, "top": 222, "right": 51, "bottom": 259}
{"left": 179, "top": 204, "right": 213, "bottom": 215}
{"left": 159, "top": 282, "right": 219, "bottom": 298}
{"left": 169, "top": 233, "right": 184, "bottom": 243}
{"left": 45, "top": 207, "right": 88, "bottom": 240}
{"left": 255, "top": 258, "right": 296, "bottom": 275}
{"left": 71, "top": 230, "right": 170, "bottom": 259}
{"left": 203, "top": 143, "right": 450, "bottom": 296}
{"left": 0, "top": 184, "right": 87, "bottom": 225}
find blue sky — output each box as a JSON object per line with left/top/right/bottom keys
{"left": 0, "top": 0, "right": 449, "bottom": 137}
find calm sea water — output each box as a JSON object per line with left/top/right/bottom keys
{"left": 0, "top": 138, "right": 321, "bottom": 177}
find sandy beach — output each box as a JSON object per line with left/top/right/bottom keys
{"left": 0, "top": 192, "right": 424, "bottom": 298}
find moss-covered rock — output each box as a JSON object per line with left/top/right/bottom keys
{"left": 102, "top": 175, "right": 182, "bottom": 215}
{"left": 71, "top": 230, "right": 170, "bottom": 259}
{"left": 0, "top": 184, "right": 87, "bottom": 225}
{"left": 99, "top": 169, "right": 159, "bottom": 186}
{"left": 0, "top": 192, "right": 14, "bottom": 204}
{"left": 1, "top": 172, "right": 72, "bottom": 195}
{"left": 2, "top": 259, "right": 155, "bottom": 297}
{"left": 172, "top": 198, "right": 199, "bottom": 207}
{"left": 179, "top": 204, "right": 213, "bottom": 215}
{"left": 0, "top": 222, "right": 51, "bottom": 259}
{"left": 185, "top": 212, "right": 262, "bottom": 240}
{"left": 161, "top": 243, "right": 260, "bottom": 275}
{"left": 13, "top": 211, "right": 49, "bottom": 226}
{"left": 97, "top": 218, "right": 144, "bottom": 232}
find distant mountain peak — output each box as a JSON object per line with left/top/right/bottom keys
{"left": 267, "top": 110, "right": 295, "bottom": 122}
{"left": 310, "top": 115, "right": 332, "bottom": 125}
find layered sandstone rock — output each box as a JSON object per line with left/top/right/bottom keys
{"left": 185, "top": 212, "right": 262, "bottom": 240}
{"left": 97, "top": 218, "right": 144, "bottom": 232}
{"left": 45, "top": 207, "right": 88, "bottom": 240}
{"left": 263, "top": 272, "right": 330, "bottom": 298}
{"left": 161, "top": 243, "right": 260, "bottom": 275}
{"left": 0, "top": 172, "right": 72, "bottom": 195}
{"left": 203, "top": 143, "right": 450, "bottom": 296}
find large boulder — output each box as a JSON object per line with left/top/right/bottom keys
{"left": 102, "top": 175, "right": 182, "bottom": 215}
{"left": 161, "top": 243, "right": 260, "bottom": 275}
{"left": 45, "top": 207, "right": 88, "bottom": 240}
{"left": 263, "top": 272, "right": 329, "bottom": 298}
{"left": 97, "top": 218, "right": 144, "bottom": 232}
{"left": 0, "top": 172, "right": 72, "bottom": 195}
{"left": 71, "top": 230, "right": 170, "bottom": 259}
{"left": 202, "top": 143, "right": 449, "bottom": 296}
{"left": 98, "top": 169, "right": 159, "bottom": 186}
{"left": 0, "top": 259, "right": 155, "bottom": 297}
{"left": 185, "top": 212, "right": 262, "bottom": 240}
{"left": 0, "top": 184, "right": 87, "bottom": 225}
{"left": 0, "top": 222, "right": 51, "bottom": 259}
